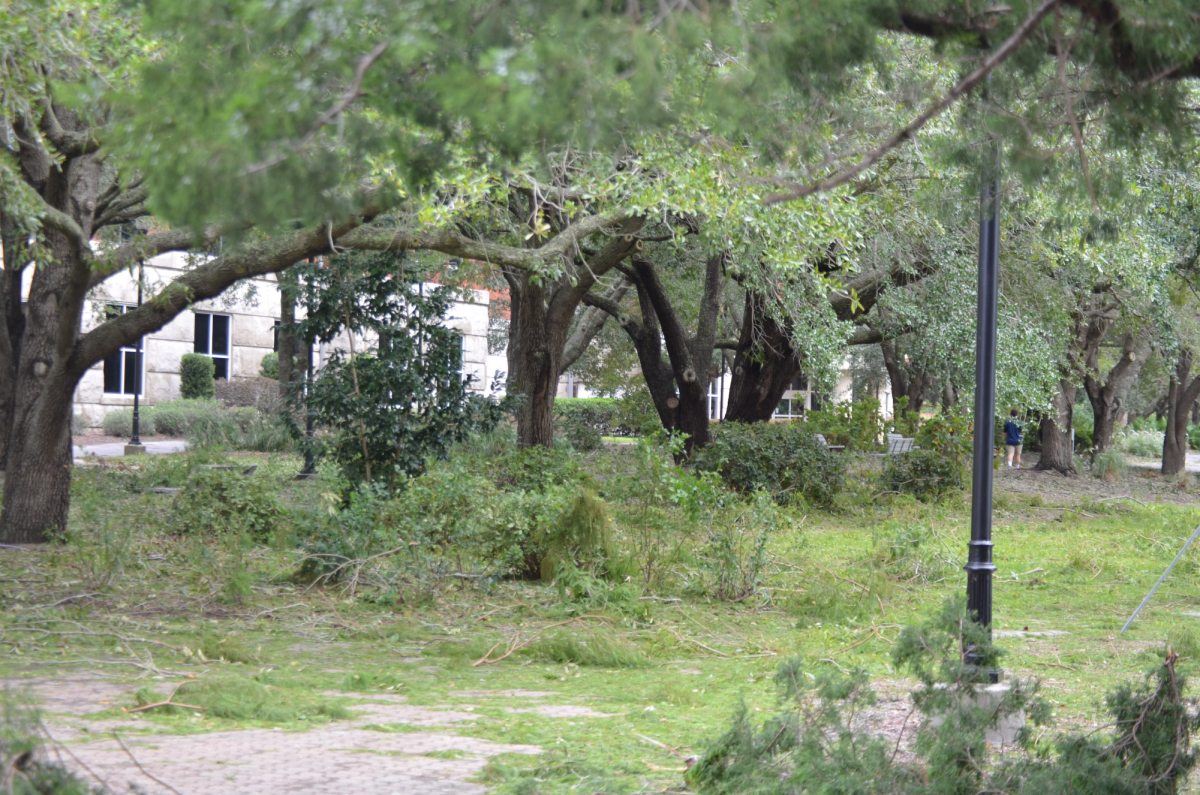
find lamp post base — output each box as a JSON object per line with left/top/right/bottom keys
{"left": 123, "top": 444, "right": 147, "bottom": 456}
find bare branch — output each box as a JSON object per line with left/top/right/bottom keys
{"left": 765, "top": 0, "right": 1061, "bottom": 205}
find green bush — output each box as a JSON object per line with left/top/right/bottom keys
{"left": 187, "top": 411, "right": 243, "bottom": 449}
{"left": 613, "top": 387, "right": 663, "bottom": 436}
{"left": 180, "top": 353, "right": 216, "bottom": 399}
{"left": 1188, "top": 424, "right": 1200, "bottom": 451}
{"left": 259, "top": 351, "right": 279, "bottom": 379}
{"left": 172, "top": 467, "right": 286, "bottom": 542}
{"left": 692, "top": 422, "right": 846, "bottom": 506}
{"left": 804, "top": 397, "right": 884, "bottom": 451}
{"left": 1074, "top": 410, "right": 1095, "bottom": 451}
{"left": 556, "top": 415, "right": 602, "bottom": 450}
{"left": 554, "top": 398, "right": 618, "bottom": 432}
{"left": 1116, "top": 430, "right": 1164, "bottom": 458}
{"left": 1092, "top": 448, "right": 1128, "bottom": 481}
{"left": 100, "top": 408, "right": 155, "bottom": 438}
{"left": 884, "top": 448, "right": 964, "bottom": 501}
{"left": 149, "top": 398, "right": 221, "bottom": 437}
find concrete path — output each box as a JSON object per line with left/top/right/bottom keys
{"left": 73, "top": 439, "right": 188, "bottom": 458}
{"left": 1127, "top": 451, "right": 1200, "bottom": 474}
{"left": 10, "top": 674, "right": 546, "bottom": 795}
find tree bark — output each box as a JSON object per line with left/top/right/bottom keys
{"left": 1162, "top": 351, "right": 1200, "bottom": 477}
{"left": 880, "top": 338, "right": 929, "bottom": 415}
{"left": 1083, "top": 331, "right": 1151, "bottom": 451}
{"left": 584, "top": 275, "right": 677, "bottom": 429}
{"left": 278, "top": 270, "right": 298, "bottom": 399}
{"left": 629, "top": 253, "right": 725, "bottom": 452}
{"left": 1035, "top": 379, "right": 1077, "bottom": 474}
{"left": 723, "top": 291, "right": 801, "bottom": 423}
{"left": 504, "top": 222, "right": 642, "bottom": 448}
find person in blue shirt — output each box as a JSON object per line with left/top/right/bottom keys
{"left": 1004, "top": 409, "right": 1023, "bottom": 469}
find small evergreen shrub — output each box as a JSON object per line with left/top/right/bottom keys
{"left": 180, "top": 353, "right": 216, "bottom": 399}
{"left": 692, "top": 422, "right": 846, "bottom": 506}
{"left": 1189, "top": 424, "right": 1200, "bottom": 451}
{"left": 100, "top": 408, "right": 155, "bottom": 438}
{"left": 259, "top": 351, "right": 279, "bottom": 379}
{"left": 884, "top": 448, "right": 963, "bottom": 501}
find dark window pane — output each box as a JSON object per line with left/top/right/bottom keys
{"left": 106, "top": 304, "right": 124, "bottom": 321}
{"left": 212, "top": 315, "right": 229, "bottom": 356}
{"left": 213, "top": 357, "right": 228, "bottom": 380}
{"left": 103, "top": 352, "right": 122, "bottom": 393}
{"left": 791, "top": 373, "right": 807, "bottom": 391}
{"left": 194, "top": 314, "right": 209, "bottom": 354}
{"left": 124, "top": 351, "right": 138, "bottom": 394}
{"left": 777, "top": 399, "right": 790, "bottom": 415}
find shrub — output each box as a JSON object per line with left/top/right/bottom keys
{"left": 100, "top": 408, "right": 155, "bottom": 438}
{"left": 172, "top": 467, "right": 286, "bottom": 542}
{"left": 805, "top": 397, "right": 884, "bottom": 450}
{"left": 554, "top": 397, "right": 618, "bottom": 433}
{"left": 149, "top": 399, "right": 220, "bottom": 437}
{"left": 180, "top": 353, "right": 216, "bottom": 399}
{"left": 556, "top": 415, "right": 602, "bottom": 450}
{"left": 884, "top": 448, "right": 964, "bottom": 501}
{"left": 692, "top": 422, "right": 846, "bottom": 506}
{"left": 187, "top": 411, "right": 243, "bottom": 450}
{"left": 1092, "top": 448, "right": 1127, "bottom": 481}
{"left": 1189, "top": 424, "right": 1200, "bottom": 451}
{"left": 259, "top": 352, "right": 279, "bottom": 379}
{"left": 1116, "top": 430, "right": 1164, "bottom": 458}
{"left": 613, "top": 387, "right": 662, "bottom": 436}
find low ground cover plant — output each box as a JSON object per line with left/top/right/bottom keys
{"left": 692, "top": 421, "right": 846, "bottom": 506}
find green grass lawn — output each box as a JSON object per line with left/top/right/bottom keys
{"left": 3, "top": 450, "right": 1200, "bottom": 793}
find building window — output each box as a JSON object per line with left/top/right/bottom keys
{"left": 102, "top": 304, "right": 143, "bottom": 395}
{"left": 775, "top": 398, "right": 804, "bottom": 419}
{"left": 708, "top": 378, "right": 721, "bottom": 420}
{"left": 194, "top": 312, "right": 231, "bottom": 379}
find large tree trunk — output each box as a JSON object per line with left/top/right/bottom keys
{"left": 630, "top": 254, "right": 724, "bottom": 452}
{"left": 724, "top": 291, "right": 801, "bottom": 423}
{"left": 0, "top": 213, "right": 27, "bottom": 470}
{"left": 509, "top": 277, "right": 560, "bottom": 448}
{"left": 880, "top": 338, "right": 929, "bottom": 415}
{"left": 1084, "top": 332, "right": 1151, "bottom": 451}
{"left": 504, "top": 223, "right": 642, "bottom": 448}
{"left": 0, "top": 138, "right": 101, "bottom": 542}
{"left": 1035, "top": 379, "right": 1077, "bottom": 474}
{"left": 1162, "top": 351, "right": 1200, "bottom": 477}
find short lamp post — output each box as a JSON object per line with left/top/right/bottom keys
{"left": 125, "top": 259, "right": 147, "bottom": 457}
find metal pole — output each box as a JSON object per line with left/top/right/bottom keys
{"left": 301, "top": 260, "right": 316, "bottom": 475}
{"left": 130, "top": 259, "right": 144, "bottom": 446}
{"left": 965, "top": 143, "right": 1000, "bottom": 677}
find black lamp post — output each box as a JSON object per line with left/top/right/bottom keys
{"left": 965, "top": 144, "right": 1000, "bottom": 678}
{"left": 301, "top": 261, "right": 316, "bottom": 475}
{"left": 129, "top": 259, "right": 145, "bottom": 449}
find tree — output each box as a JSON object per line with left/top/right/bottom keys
{"left": 1161, "top": 350, "right": 1200, "bottom": 477}
{"left": 290, "top": 252, "right": 509, "bottom": 489}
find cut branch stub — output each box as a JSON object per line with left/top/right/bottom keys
{"left": 682, "top": 368, "right": 697, "bottom": 383}
{"left": 667, "top": 397, "right": 680, "bottom": 409}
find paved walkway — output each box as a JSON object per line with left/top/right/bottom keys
{"left": 9, "top": 674, "right": 546, "bottom": 795}
{"left": 1127, "top": 451, "right": 1200, "bottom": 474}
{"left": 73, "top": 440, "right": 188, "bottom": 458}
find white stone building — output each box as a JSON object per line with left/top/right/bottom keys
{"left": 72, "top": 252, "right": 492, "bottom": 428}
